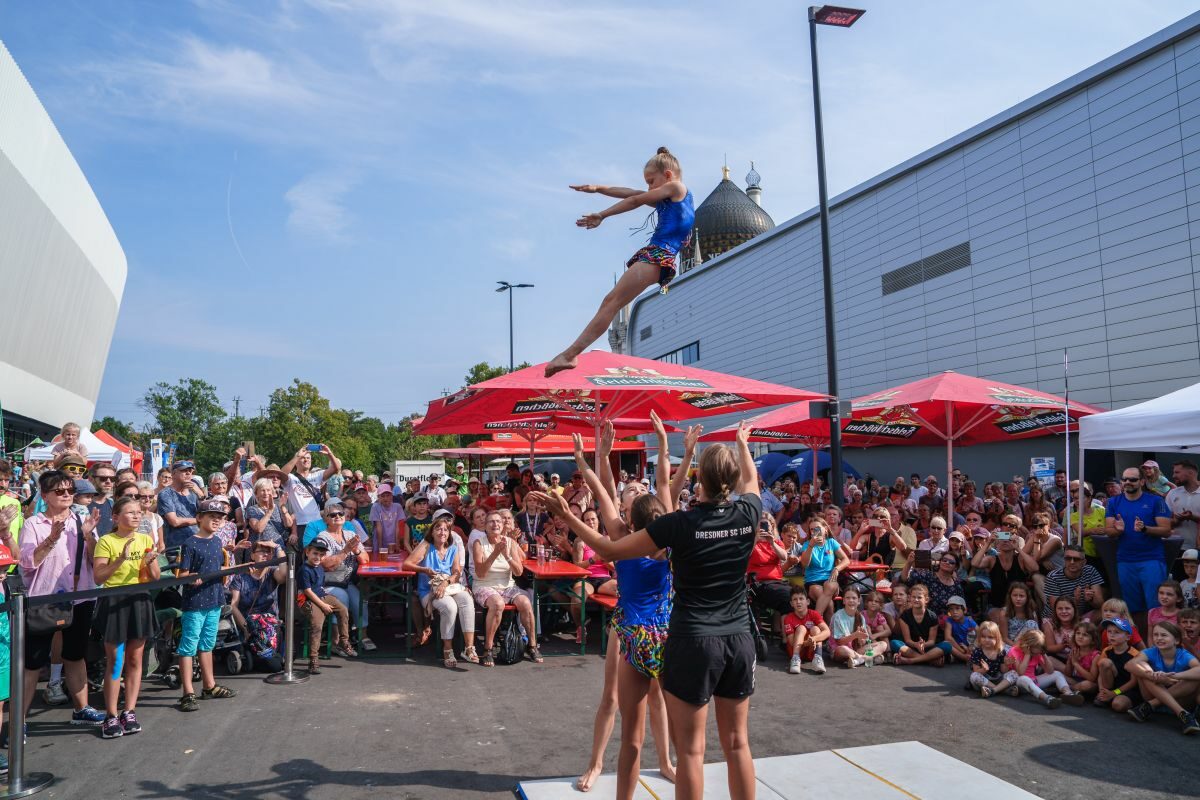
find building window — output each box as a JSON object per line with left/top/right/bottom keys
{"left": 656, "top": 341, "right": 700, "bottom": 365}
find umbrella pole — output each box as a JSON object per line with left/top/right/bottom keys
{"left": 945, "top": 401, "right": 955, "bottom": 523}
{"left": 1077, "top": 438, "right": 1086, "bottom": 548}
{"left": 812, "top": 447, "right": 818, "bottom": 497}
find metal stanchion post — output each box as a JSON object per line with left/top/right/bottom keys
{"left": 265, "top": 551, "right": 309, "bottom": 685}
{"left": 1, "top": 591, "right": 53, "bottom": 798}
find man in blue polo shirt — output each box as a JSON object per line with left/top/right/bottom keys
{"left": 1105, "top": 467, "right": 1172, "bottom": 632}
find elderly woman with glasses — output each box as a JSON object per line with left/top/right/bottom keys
{"left": 901, "top": 544, "right": 965, "bottom": 618}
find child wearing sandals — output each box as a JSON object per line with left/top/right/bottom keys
{"left": 968, "top": 621, "right": 1013, "bottom": 697}
{"left": 176, "top": 498, "right": 238, "bottom": 712}
{"left": 893, "top": 584, "right": 952, "bottom": 666}
{"left": 1002, "top": 628, "right": 1084, "bottom": 708}
{"left": 830, "top": 587, "right": 886, "bottom": 667}
{"left": 1065, "top": 621, "right": 1101, "bottom": 696}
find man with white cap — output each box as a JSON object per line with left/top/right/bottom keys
{"left": 449, "top": 462, "right": 470, "bottom": 497}
{"left": 1167, "top": 460, "right": 1200, "bottom": 549}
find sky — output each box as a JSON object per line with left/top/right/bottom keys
{"left": 4, "top": 0, "right": 1197, "bottom": 428}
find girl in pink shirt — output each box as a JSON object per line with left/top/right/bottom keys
{"left": 1003, "top": 629, "right": 1083, "bottom": 709}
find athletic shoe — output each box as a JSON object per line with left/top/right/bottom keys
{"left": 1061, "top": 692, "right": 1085, "bottom": 707}
{"left": 43, "top": 679, "right": 68, "bottom": 706}
{"left": 1179, "top": 711, "right": 1200, "bottom": 735}
{"left": 119, "top": 710, "right": 141, "bottom": 735}
{"left": 179, "top": 693, "right": 199, "bottom": 713}
{"left": 811, "top": 651, "right": 826, "bottom": 675}
{"left": 788, "top": 655, "right": 802, "bottom": 674}
{"left": 100, "top": 716, "right": 123, "bottom": 739}
{"left": 360, "top": 637, "right": 377, "bottom": 652}
{"left": 70, "top": 706, "right": 106, "bottom": 726}
{"left": 1041, "top": 695, "right": 1061, "bottom": 709}
{"left": 1128, "top": 702, "right": 1154, "bottom": 722}
{"left": 331, "top": 642, "right": 357, "bottom": 658}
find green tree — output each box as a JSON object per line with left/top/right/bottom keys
{"left": 139, "top": 379, "right": 227, "bottom": 458}
{"left": 463, "top": 360, "right": 530, "bottom": 386}
{"left": 90, "top": 416, "right": 142, "bottom": 449}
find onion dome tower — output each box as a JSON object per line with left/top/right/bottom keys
{"left": 693, "top": 164, "right": 774, "bottom": 263}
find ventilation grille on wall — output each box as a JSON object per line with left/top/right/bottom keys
{"left": 639, "top": 325, "right": 653, "bottom": 341}
{"left": 881, "top": 241, "right": 971, "bottom": 296}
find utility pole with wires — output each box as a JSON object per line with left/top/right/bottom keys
{"left": 232, "top": 396, "right": 241, "bottom": 419}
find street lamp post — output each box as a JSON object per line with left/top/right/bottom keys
{"left": 808, "top": 4, "right": 864, "bottom": 506}
{"left": 496, "top": 281, "right": 534, "bottom": 372}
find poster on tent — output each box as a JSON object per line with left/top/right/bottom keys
{"left": 1030, "top": 457, "right": 1055, "bottom": 489}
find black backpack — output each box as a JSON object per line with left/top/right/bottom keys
{"left": 494, "top": 615, "right": 524, "bottom": 665}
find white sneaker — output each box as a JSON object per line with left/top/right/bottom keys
{"left": 44, "top": 679, "right": 68, "bottom": 706}
{"left": 788, "top": 655, "right": 802, "bottom": 674}
{"left": 811, "top": 651, "right": 827, "bottom": 675}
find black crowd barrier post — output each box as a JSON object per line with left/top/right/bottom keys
{"left": 265, "top": 551, "right": 308, "bottom": 685}
{"left": 2, "top": 591, "right": 53, "bottom": 799}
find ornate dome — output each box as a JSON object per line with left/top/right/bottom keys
{"left": 694, "top": 166, "right": 774, "bottom": 261}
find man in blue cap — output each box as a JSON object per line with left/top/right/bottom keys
{"left": 158, "top": 461, "right": 200, "bottom": 550}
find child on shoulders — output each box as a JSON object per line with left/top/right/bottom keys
{"left": 1002, "top": 629, "right": 1084, "bottom": 709}
{"left": 967, "top": 620, "right": 1012, "bottom": 697}
{"left": 783, "top": 585, "right": 830, "bottom": 675}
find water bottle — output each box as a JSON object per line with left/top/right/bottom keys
{"left": 864, "top": 644, "right": 874, "bottom": 668}
{"left": 537, "top": 544, "right": 546, "bottom": 566}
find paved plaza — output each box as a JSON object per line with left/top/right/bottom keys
{"left": 21, "top": 634, "right": 1195, "bottom": 800}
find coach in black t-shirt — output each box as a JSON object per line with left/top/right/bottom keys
{"left": 535, "top": 421, "right": 761, "bottom": 800}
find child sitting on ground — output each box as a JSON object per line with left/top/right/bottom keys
{"left": 830, "top": 587, "right": 876, "bottom": 668}
{"left": 1065, "top": 621, "right": 1101, "bottom": 696}
{"left": 1100, "top": 598, "right": 1144, "bottom": 649}
{"left": 862, "top": 590, "right": 892, "bottom": 661}
{"left": 894, "top": 584, "right": 952, "bottom": 666}
{"left": 999, "top": 581, "right": 1041, "bottom": 645}
{"left": 968, "top": 620, "right": 1013, "bottom": 698}
{"left": 1125, "top": 621, "right": 1200, "bottom": 734}
{"left": 1096, "top": 617, "right": 1142, "bottom": 712}
{"left": 1002, "top": 628, "right": 1084, "bottom": 709}
{"left": 1043, "top": 596, "right": 1079, "bottom": 673}
{"left": 883, "top": 582, "right": 909, "bottom": 632}
{"left": 783, "top": 585, "right": 830, "bottom": 675}
{"left": 1148, "top": 580, "right": 1184, "bottom": 629}
{"left": 297, "top": 539, "right": 351, "bottom": 675}
{"left": 943, "top": 595, "right": 977, "bottom": 663}
{"left": 1179, "top": 608, "right": 1200, "bottom": 657}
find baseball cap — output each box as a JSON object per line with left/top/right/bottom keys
{"left": 412, "top": 492, "right": 429, "bottom": 503}
{"left": 323, "top": 497, "right": 344, "bottom": 511}
{"left": 0, "top": 544, "right": 16, "bottom": 569}
{"left": 58, "top": 453, "right": 87, "bottom": 469}
{"left": 74, "top": 479, "right": 97, "bottom": 496}
{"left": 353, "top": 483, "right": 369, "bottom": 493}
{"left": 1142, "top": 460, "right": 1160, "bottom": 468}
{"left": 172, "top": 460, "right": 196, "bottom": 472}
{"left": 641, "top": 477, "right": 651, "bottom": 486}
{"left": 1183, "top": 549, "right": 1199, "bottom": 561}
{"left": 432, "top": 508, "right": 454, "bottom": 523}
{"left": 948, "top": 531, "right": 966, "bottom": 542}
{"left": 307, "top": 538, "right": 330, "bottom": 552}
{"left": 197, "top": 497, "right": 230, "bottom": 516}
{"left": 377, "top": 484, "right": 394, "bottom": 495}
{"left": 456, "top": 461, "right": 465, "bottom": 469}
{"left": 1101, "top": 618, "right": 1133, "bottom": 634}
{"left": 946, "top": 595, "right": 967, "bottom": 608}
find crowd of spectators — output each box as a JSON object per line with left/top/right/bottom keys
{"left": 2, "top": 419, "right": 1200, "bottom": 752}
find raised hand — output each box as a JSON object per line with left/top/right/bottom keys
{"left": 569, "top": 184, "right": 599, "bottom": 193}
{"left": 599, "top": 420, "right": 616, "bottom": 456}
{"left": 530, "top": 491, "right": 570, "bottom": 518}
{"left": 576, "top": 213, "right": 603, "bottom": 229}
{"left": 572, "top": 433, "right": 587, "bottom": 465}
{"left": 735, "top": 419, "right": 752, "bottom": 447}
{"left": 684, "top": 424, "right": 703, "bottom": 451}
{"left": 0, "top": 505, "right": 16, "bottom": 531}
{"left": 650, "top": 409, "right": 667, "bottom": 440}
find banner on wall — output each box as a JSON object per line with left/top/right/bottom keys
{"left": 1030, "top": 456, "right": 1055, "bottom": 489}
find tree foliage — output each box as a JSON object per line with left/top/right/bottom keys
{"left": 139, "top": 379, "right": 227, "bottom": 460}
{"left": 463, "top": 361, "right": 530, "bottom": 386}
{"left": 91, "top": 416, "right": 141, "bottom": 449}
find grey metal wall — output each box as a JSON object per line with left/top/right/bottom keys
{"left": 630, "top": 16, "right": 1200, "bottom": 413}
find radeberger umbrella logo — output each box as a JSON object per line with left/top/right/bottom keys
{"left": 750, "top": 429, "right": 797, "bottom": 439}
{"left": 678, "top": 391, "right": 749, "bottom": 410}
{"left": 993, "top": 405, "right": 1076, "bottom": 435}
{"left": 585, "top": 366, "right": 711, "bottom": 389}
{"left": 844, "top": 405, "right": 922, "bottom": 438}
{"left": 483, "top": 420, "right": 556, "bottom": 431}
{"left": 851, "top": 390, "right": 901, "bottom": 410}
{"left": 986, "top": 387, "right": 1057, "bottom": 406}
{"left": 512, "top": 394, "right": 598, "bottom": 414}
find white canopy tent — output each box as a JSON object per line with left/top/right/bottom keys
{"left": 1078, "top": 380, "right": 1200, "bottom": 452}
{"left": 26, "top": 428, "right": 131, "bottom": 469}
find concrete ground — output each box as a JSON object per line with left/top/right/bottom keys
{"left": 18, "top": 630, "right": 1199, "bottom": 800}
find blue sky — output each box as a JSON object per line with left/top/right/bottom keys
{"left": 4, "top": 0, "right": 1196, "bottom": 427}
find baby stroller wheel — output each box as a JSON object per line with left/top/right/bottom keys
{"left": 754, "top": 629, "right": 769, "bottom": 662}
{"left": 225, "top": 650, "right": 244, "bottom": 675}
{"left": 164, "top": 666, "right": 181, "bottom": 690}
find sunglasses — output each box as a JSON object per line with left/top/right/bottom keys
{"left": 930, "top": 526, "right": 946, "bottom": 531}
{"left": 51, "top": 487, "right": 76, "bottom": 496}
{"left": 138, "top": 495, "right": 154, "bottom": 500}
{"left": 62, "top": 466, "right": 86, "bottom": 474}
{"left": 1121, "top": 478, "right": 1140, "bottom": 483}
{"left": 95, "top": 475, "right": 115, "bottom": 482}
{"left": 327, "top": 511, "right": 346, "bottom": 518}
{"left": 1064, "top": 556, "right": 1085, "bottom": 562}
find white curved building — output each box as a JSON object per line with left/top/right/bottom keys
{"left": 0, "top": 40, "right": 126, "bottom": 450}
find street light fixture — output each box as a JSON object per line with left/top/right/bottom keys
{"left": 496, "top": 281, "right": 535, "bottom": 372}
{"left": 809, "top": 4, "right": 864, "bottom": 506}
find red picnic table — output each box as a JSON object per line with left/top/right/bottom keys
{"left": 842, "top": 559, "right": 890, "bottom": 593}
{"left": 521, "top": 559, "right": 589, "bottom": 655}
{"left": 358, "top": 560, "right": 417, "bottom": 655}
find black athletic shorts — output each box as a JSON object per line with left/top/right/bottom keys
{"left": 661, "top": 632, "right": 756, "bottom": 706}
{"left": 25, "top": 601, "right": 95, "bottom": 671}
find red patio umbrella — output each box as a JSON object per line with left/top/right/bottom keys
{"left": 844, "top": 371, "right": 1105, "bottom": 516}
{"left": 699, "top": 403, "right": 837, "bottom": 488}
{"left": 415, "top": 351, "right": 822, "bottom": 435}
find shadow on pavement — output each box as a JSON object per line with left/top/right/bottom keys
{"left": 136, "top": 759, "right": 527, "bottom": 799}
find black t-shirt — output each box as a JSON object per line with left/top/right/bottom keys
{"left": 647, "top": 493, "right": 761, "bottom": 637}
{"left": 901, "top": 608, "right": 940, "bottom": 643}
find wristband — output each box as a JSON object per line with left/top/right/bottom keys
{"left": 1114, "top": 688, "right": 1122, "bottom": 696}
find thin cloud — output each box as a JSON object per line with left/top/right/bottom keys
{"left": 284, "top": 171, "right": 357, "bottom": 241}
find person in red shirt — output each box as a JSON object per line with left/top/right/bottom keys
{"left": 746, "top": 515, "right": 792, "bottom": 622}
{"left": 783, "top": 586, "right": 830, "bottom": 674}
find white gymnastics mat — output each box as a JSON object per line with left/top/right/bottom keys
{"left": 516, "top": 740, "right": 1042, "bottom": 799}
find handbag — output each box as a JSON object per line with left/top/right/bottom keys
{"left": 494, "top": 614, "right": 525, "bottom": 665}
{"left": 26, "top": 514, "right": 85, "bottom": 635}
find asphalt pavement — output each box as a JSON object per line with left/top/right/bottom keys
{"left": 18, "top": 631, "right": 1199, "bottom": 800}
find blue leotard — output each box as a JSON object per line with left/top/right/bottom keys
{"left": 649, "top": 192, "right": 694, "bottom": 254}
{"left": 614, "top": 556, "right": 671, "bottom": 627}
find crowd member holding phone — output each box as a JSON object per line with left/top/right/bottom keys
{"left": 972, "top": 515, "right": 1039, "bottom": 622}
{"left": 533, "top": 421, "right": 761, "bottom": 800}
{"left": 746, "top": 514, "right": 791, "bottom": 621}
{"left": 92, "top": 496, "right": 160, "bottom": 738}
{"left": 281, "top": 444, "right": 341, "bottom": 534}
{"left": 315, "top": 499, "right": 373, "bottom": 654}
